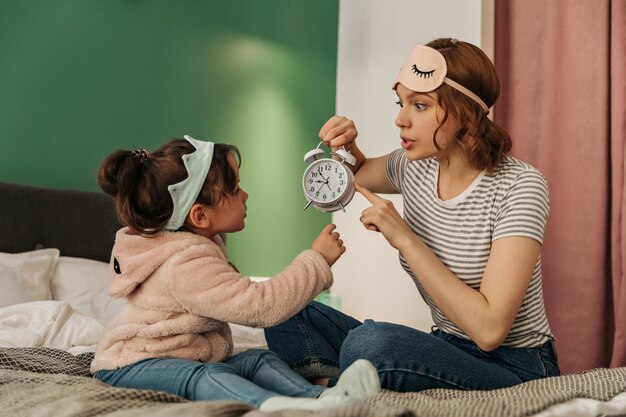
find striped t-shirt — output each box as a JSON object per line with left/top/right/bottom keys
{"left": 385, "top": 149, "right": 554, "bottom": 348}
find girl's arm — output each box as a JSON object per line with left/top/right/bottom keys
{"left": 356, "top": 183, "right": 542, "bottom": 352}
{"left": 168, "top": 245, "right": 332, "bottom": 328}
{"left": 319, "top": 115, "right": 397, "bottom": 194}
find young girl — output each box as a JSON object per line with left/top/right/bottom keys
{"left": 90, "top": 135, "right": 380, "bottom": 411}
{"left": 265, "top": 38, "right": 560, "bottom": 392}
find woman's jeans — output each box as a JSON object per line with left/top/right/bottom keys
{"left": 93, "top": 348, "right": 323, "bottom": 407}
{"left": 264, "top": 301, "right": 560, "bottom": 392}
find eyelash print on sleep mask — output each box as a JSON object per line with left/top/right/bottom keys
{"left": 165, "top": 135, "right": 215, "bottom": 231}
{"left": 412, "top": 66, "right": 435, "bottom": 78}
{"left": 393, "top": 45, "right": 490, "bottom": 113}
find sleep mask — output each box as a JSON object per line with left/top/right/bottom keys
{"left": 393, "top": 44, "right": 490, "bottom": 113}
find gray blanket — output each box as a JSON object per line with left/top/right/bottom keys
{"left": 1, "top": 347, "right": 625, "bottom": 417}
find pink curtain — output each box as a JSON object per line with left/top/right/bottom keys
{"left": 494, "top": 0, "right": 626, "bottom": 373}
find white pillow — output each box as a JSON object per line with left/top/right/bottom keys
{"left": 0, "top": 249, "right": 60, "bottom": 306}
{"left": 49, "top": 256, "right": 113, "bottom": 319}
{"left": 92, "top": 284, "right": 124, "bottom": 323}
{"left": 0, "top": 264, "right": 34, "bottom": 307}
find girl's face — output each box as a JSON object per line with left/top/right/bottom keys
{"left": 206, "top": 154, "right": 248, "bottom": 236}
{"left": 394, "top": 83, "right": 460, "bottom": 161}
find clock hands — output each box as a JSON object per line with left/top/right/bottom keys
{"left": 314, "top": 180, "right": 332, "bottom": 192}
{"left": 317, "top": 167, "right": 328, "bottom": 181}
{"left": 315, "top": 167, "right": 334, "bottom": 191}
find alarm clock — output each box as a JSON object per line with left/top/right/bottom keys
{"left": 302, "top": 141, "right": 356, "bottom": 212}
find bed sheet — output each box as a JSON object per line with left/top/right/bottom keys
{"left": 2, "top": 347, "right": 626, "bottom": 417}
{"left": 534, "top": 391, "right": 626, "bottom": 417}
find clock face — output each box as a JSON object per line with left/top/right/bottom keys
{"left": 302, "top": 159, "right": 350, "bottom": 204}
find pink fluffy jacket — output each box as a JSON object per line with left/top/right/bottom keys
{"left": 90, "top": 227, "right": 333, "bottom": 373}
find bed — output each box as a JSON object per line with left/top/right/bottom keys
{"left": 1, "top": 181, "right": 626, "bottom": 417}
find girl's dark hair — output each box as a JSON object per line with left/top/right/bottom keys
{"left": 98, "top": 138, "right": 240, "bottom": 235}
{"left": 427, "top": 38, "right": 512, "bottom": 172}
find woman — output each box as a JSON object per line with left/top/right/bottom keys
{"left": 265, "top": 38, "right": 560, "bottom": 392}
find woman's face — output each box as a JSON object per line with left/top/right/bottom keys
{"left": 394, "top": 83, "right": 460, "bottom": 161}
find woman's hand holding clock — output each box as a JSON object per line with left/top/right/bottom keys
{"left": 319, "top": 115, "right": 358, "bottom": 151}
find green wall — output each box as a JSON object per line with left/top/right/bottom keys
{"left": 0, "top": 0, "right": 336, "bottom": 276}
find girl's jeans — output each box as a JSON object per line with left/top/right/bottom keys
{"left": 264, "top": 301, "right": 560, "bottom": 392}
{"left": 93, "top": 348, "right": 323, "bottom": 407}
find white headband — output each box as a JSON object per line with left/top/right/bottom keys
{"left": 165, "top": 135, "right": 215, "bottom": 231}
{"left": 393, "top": 45, "right": 490, "bottom": 113}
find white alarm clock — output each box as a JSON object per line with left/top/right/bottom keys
{"left": 302, "top": 141, "right": 356, "bottom": 212}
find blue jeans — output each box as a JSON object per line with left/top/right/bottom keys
{"left": 93, "top": 348, "right": 324, "bottom": 407}
{"left": 264, "top": 301, "right": 560, "bottom": 392}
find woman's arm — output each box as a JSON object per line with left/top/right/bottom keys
{"left": 400, "top": 233, "right": 539, "bottom": 351}
{"left": 356, "top": 183, "right": 540, "bottom": 351}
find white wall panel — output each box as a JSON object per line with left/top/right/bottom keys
{"left": 332, "top": 0, "right": 493, "bottom": 329}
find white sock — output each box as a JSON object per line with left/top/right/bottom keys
{"left": 319, "top": 359, "right": 381, "bottom": 403}
{"left": 258, "top": 359, "right": 380, "bottom": 412}
{"left": 259, "top": 394, "right": 353, "bottom": 412}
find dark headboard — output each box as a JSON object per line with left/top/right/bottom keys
{"left": 0, "top": 182, "right": 121, "bottom": 262}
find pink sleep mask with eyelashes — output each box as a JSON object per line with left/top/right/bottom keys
{"left": 393, "top": 45, "right": 490, "bottom": 113}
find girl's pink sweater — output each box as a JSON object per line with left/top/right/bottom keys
{"left": 90, "top": 228, "right": 332, "bottom": 373}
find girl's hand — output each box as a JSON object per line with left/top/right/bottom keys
{"left": 319, "top": 115, "right": 358, "bottom": 151}
{"left": 311, "top": 224, "right": 346, "bottom": 266}
{"left": 355, "top": 183, "right": 415, "bottom": 251}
